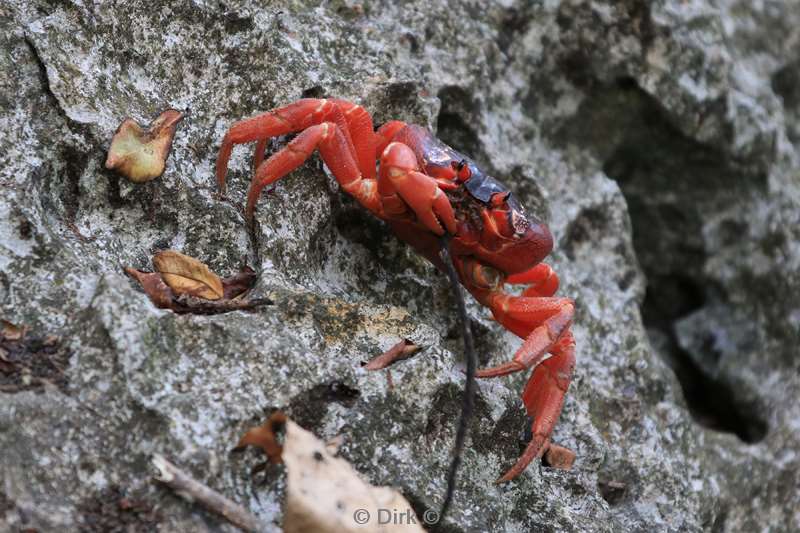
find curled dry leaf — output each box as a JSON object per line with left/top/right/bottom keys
{"left": 222, "top": 265, "right": 257, "bottom": 300}
{"left": 543, "top": 443, "right": 576, "bottom": 470}
{"left": 105, "top": 109, "right": 183, "bottom": 183}
{"left": 153, "top": 250, "right": 224, "bottom": 300}
{"left": 362, "top": 339, "right": 421, "bottom": 371}
{"left": 125, "top": 256, "right": 266, "bottom": 315}
{"left": 282, "top": 418, "right": 425, "bottom": 533}
{"left": 123, "top": 268, "right": 174, "bottom": 310}
{"left": 234, "top": 411, "right": 287, "bottom": 464}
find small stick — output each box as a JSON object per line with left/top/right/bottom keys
{"left": 171, "top": 295, "right": 272, "bottom": 315}
{"left": 151, "top": 454, "right": 262, "bottom": 532}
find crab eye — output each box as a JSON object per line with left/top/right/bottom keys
{"left": 490, "top": 191, "right": 511, "bottom": 207}
{"left": 450, "top": 159, "right": 471, "bottom": 182}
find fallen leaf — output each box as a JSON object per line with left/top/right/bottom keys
{"left": 543, "top": 443, "right": 576, "bottom": 470}
{"left": 282, "top": 419, "right": 427, "bottom": 533}
{"left": 234, "top": 411, "right": 287, "bottom": 464}
{"left": 222, "top": 265, "right": 257, "bottom": 299}
{"left": 125, "top": 261, "right": 270, "bottom": 315}
{"left": 105, "top": 109, "right": 183, "bottom": 183}
{"left": 1, "top": 319, "right": 25, "bottom": 341}
{"left": 0, "top": 348, "right": 15, "bottom": 373}
{"left": 153, "top": 250, "right": 224, "bottom": 300}
{"left": 0, "top": 328, "right": 69, "bottom": 393}
{"left": 362, "top": 339, "right": 421, "bottom": 370}
{"left": 124, "top": 267, "right": 174, "bottom": 309}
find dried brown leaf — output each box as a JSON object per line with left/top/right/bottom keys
{"left": 234, "top": 411, "right": 287, "bottom": 464}
{"left": 1, "top": 319, "right": 25, "bottom": 341}
{"left": 283, "top": 419, "right": 426, "bottom": 533}
{"left": 543, "top": 443, "right": 576, "bottom": 470}
{"left": 0, "top": 348, "right": 15, "bottom": 373}
{"left": 125, "top": 262, "right": 269, "bottom": 315}
{"left": 153, "top": 250, "right": 224, "bottom": 300}
{"left": 222, "top": 265, "right": 257, "bottom": 300}
{"left": 124, "top": 267, "right": 175, "bottom": 309}
{"left": 105, "top": 109, "right": 183, "bottom": 183}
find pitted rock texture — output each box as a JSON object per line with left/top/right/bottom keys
{"left": 1, "top": 1, "right": 798, "bottom": 532}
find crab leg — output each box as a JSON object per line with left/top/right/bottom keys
{"left": 252, "top": 138, "right": 269, "bottom": 175}
{"left": 497, "top": 331, "right": 575, "bottom": 483}
{"left": 375, "top": 121, "right": 407, "bottom": 156}
{"left": 245, "top": 122, "right": 380, "bottom": 222}
{"left": 329, "top": 99, "right": 378, "bottom": 180}
{"left": 507, "top": 263, "right": 560, "bottom": 297}
{"left": 216, "top": 98, "right": 371, "bottom": 193}
{"left": 475, "top": 295, "right": 574, "bottom": 377}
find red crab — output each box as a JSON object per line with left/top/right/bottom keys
{"left": 216, "top": 98, "right": 576, "bottom": 483}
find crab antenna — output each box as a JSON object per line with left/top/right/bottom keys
{"left": 437, "top": 235, "right": 477, "bottom": 523}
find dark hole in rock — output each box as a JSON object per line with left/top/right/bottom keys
{"left": 772, "top": 59, "right": 800, "bottom": 110}
{"left": 401, "top": 32, "right": 420, "bottom": 54}
{"left": 597, "top": 480, "right": 627, "bottom": 506}
{"left": 15, "top": 214, "right": 33, "bottom": 240}
{"left": 222, "top": 12, "right": 254, "bottom": 34}
{"left": 558, "top": 78, "right": 768, "bottom": 443}
{"left": 58, "top": 144, "right": 88, "bottom": 222}
{"left": 561, "top": 205, "right": 610, "bottom": 261}
{"left": 642, "top": 280, "right": 767, "bottom": 443}
{"left": 301, "top": 85, "right": 326, "bottom": 99}
{"left": 772, "top": 60, "right": 800, "bottom": 145}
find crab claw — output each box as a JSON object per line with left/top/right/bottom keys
{"left": 396, "top": 170, "right": 457, "bottom": 235}
{"left": 379, "top": 142, "right": 458, "bottom": 236}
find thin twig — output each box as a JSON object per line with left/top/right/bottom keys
{"left": 151, "top": 454, "right": 262, "bottom": 532}
{"left": 171, "top": 295, "right": 272, "bottom": 315}
{"left": 438, "top": 236, "right": 477, "bottom": 522}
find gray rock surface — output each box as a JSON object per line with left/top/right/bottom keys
{"left": 1, "top": 0, "right": 798, "bottom": 531}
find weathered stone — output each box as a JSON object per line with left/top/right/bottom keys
{"left": 1, "top": 1, "right": 798, "bottom": 531}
